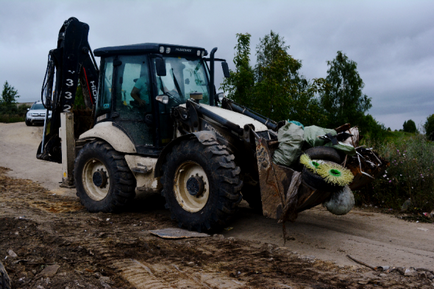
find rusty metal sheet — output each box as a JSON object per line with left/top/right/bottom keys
{"left": 256, "top": 137, "right": 286, "bottom": 219}
{"left": 256, "top": 137, "right": 327, "bottom": 221}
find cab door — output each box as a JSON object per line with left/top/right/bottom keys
{"left": 110, "top": 55, "right": 157, "bottom": 155}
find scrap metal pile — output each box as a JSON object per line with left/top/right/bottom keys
{"left": 255, "top": 122, "right": 388, "bottom": 223}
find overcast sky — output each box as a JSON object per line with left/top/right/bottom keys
{"left": 1, "top": 0, "right": 433, "bottom": 130}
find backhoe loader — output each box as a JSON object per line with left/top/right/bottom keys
{"left": 37, "top": 17, "right": 387, "bottom": 232}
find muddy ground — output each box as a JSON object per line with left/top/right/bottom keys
{"left": 1, "top": 122, "right": 434, "bottom": 288}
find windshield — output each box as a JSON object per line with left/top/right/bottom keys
{"left": 31, "top": 103, "right": 45, "bottom": 110}
{"left": 155, "top": 57, "right": 210, "bottom": 104}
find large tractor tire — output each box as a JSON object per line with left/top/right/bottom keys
{"left": 0, "top": 261, "right": 11, "bottom": 289}
{"left": 74, "top": 140, "right": 136, "bottom": 213}
{"left": 161, "top": 138, "right": 243, "bottom": 232}
{"left": 304, "top": 146, "right": 342, "bottom": 164}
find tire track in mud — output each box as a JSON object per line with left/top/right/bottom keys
{"left": 62, "top": 234, "right": 249, "bottom": 289}
{"left": 88, "top": 235, "right": 249, "bottom": 288}
{"left": 2, "top": 165, "right": 434, "bottom": 288}
{"left": 1, "top": 169, "right": 248, "bottom": 288}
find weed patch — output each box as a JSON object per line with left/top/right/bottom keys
{"left": 357, "top": 134, "right": 434, "bottom": 213}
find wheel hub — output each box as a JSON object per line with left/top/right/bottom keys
{"left": 186, "top": 175, "right": 205, "bottom": 197}
{"left": 173, "top": 161, "right": 210, "bottom": 213}
{"left": 92, "top": 169, "right": 108, "bottom": 188}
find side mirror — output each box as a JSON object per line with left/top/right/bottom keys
{"left": 156, "top": 58, "right": 166, "bottom": 76}
{"left": 222, "top": 61, "right": 230, "bottom": 78}
{"left": 216, "top": 92, "right": 225, "bottom": 104}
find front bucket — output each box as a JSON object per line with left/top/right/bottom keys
{"left": 255, "top": 137, "right": 331, "bottom": 221}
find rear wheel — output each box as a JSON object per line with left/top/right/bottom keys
{"left": 74, "top": 140, "right": 136, "bottom": 212}
{"left": 161, "top": 138, "right": 242, "bottom": 232}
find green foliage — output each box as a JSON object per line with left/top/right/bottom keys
{"left": 403, "top": 119, "right": 417, "bottom": 133}
{"left": 74, "top": 84, "right": 87, "bottom": 109}
{"left": 0, "top": 104, "right": 29, "bottom": 123}
{"left": 253, "top": 31, "right": 303, "bottom": 121}
{"left": 1, "top": 81, "right": 20, "bottom": 105}
{"left": 222, "top": 31, "right": 324, "bottom": 125}
{"left": 222, "top": 34, "right": 384, "bottom": 139}
{"left": 357, "top": 114, "right": 387, "bottom": 144}
{"left": 319, "top": 51, "right": 372, "bottom": 129}
{"left": 359, "top": 134, "right": 434, "bottom": 212}
{"left": 0, "top": 81, "right": 28, "bottom": 123}
{"left": 0, "top": 113, "right": 26, "bottom": 123}
{"left": 221, "top": 33, "right": 255, "bottom": 108}
{"left": 424, "top": 114, "right": 434, "bottom": 141}
{"left": 290, "top": 81, "right": 328, "bottom": 126}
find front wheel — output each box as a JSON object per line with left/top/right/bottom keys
{"left": 74, "top": 141, "right": 136, "bottom": 213}
{"left": 161, "top": 138, "right": 242, "bottom": 232}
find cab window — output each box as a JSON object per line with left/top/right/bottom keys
{"left": 96, "top": 57, "right": 114, "bottom": 114}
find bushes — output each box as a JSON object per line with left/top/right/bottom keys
{"left": 357, "top": 134, "right": 434, "bottom": 212}
{"left": 0, "top": 114, "right": 25, "bottom": 123}
{"left": 0, "top": 103, "right": 29, "bottom": 123}
{"left": 424, "top": 114, "right": 434, "bottom": 141}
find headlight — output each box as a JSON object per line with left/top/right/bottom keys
{"left": 166, "top": 47, "right": 171, "bottom": 54}
{"left": 159, "top": 46, "right": 165, "bottom": 53}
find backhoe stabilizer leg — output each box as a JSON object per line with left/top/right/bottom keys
{"left": 60, "top": 112, "right": 75, "bottom": 188}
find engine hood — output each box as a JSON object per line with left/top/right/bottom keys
{"left": 199, "top": 104, "right": 269, "bottom": 132}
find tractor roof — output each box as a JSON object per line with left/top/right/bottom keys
{"left": 94, "top": 43, "right": 208, "bottom": 58}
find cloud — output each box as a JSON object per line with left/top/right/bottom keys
{"left": 1, "top": 0, "right": 433, "bottom": 131}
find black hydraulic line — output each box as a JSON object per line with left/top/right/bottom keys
{"left": 209, "top": 47, "right": 217, "bottom": 106}
{"left": 225, "top": 100, "right": 278, "bottom": 131}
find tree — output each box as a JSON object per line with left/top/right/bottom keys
{"left": 221, "top": 33, "right": 255, "bottom": 108}
{"left": 320, "top": 51, "right": 371, "bottom": 129}
{"left": 424, "top": 114, "right": 434, "bottom": 141}
{"left": 1, "top": 81, "right": 20, "bottom": 106}
{"left": 253, "top": 31, "right": 304, "bottom": 121}
{"left": 358, "top": 114, "right": 386, "bottom": 143}
{"left": 222, "top": 31, "right": 323, "bottom": 124}
{"left": 403, "top": 119, "right": 417, "bottom": 133}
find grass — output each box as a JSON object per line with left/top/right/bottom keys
{"left": 356, "top": 132, "right": 434, "bottom": 214}
{"left": 0, "top": 114, "right": 25, "bottom": 123}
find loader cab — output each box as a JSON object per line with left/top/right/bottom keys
{"left": 93, "top": 43, "right": 212, "bottom": 155}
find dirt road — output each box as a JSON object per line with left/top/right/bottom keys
{"left": 1, "top": 122, "right": 433, "bottom": 288}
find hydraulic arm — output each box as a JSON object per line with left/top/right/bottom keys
{"left": 38, "top": 17, "right": 99, "bottom": 163}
